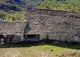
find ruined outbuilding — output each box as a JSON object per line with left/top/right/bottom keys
{"left": 0, "top": 22, "right": 27, "bottom": 43}
{"left": 0, "top": 9, "right": 80, "bottom": 43}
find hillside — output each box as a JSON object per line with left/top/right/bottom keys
{"left": 0, "top": 0, "right": 80, "bottom": 12}
{"left": 0, "top": 0, "right": 44, "bottom": 11}
{"left": 22, "top": 0, "right": 44, "bottom": 8}
{"left": 38, "top": 0, "right": 80, "bottom": 12}
{"left": 0, "top": 0, "right": 44, "bottom": 22}
{"left": 0, "top": 0, "right": 26, "bottom": 11}
{"left": 0, "top": 0, "right": 80, "bottom": 22}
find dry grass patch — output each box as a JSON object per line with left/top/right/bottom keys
{"left": 0, "top": 42, "right": 80, "bottom": 57}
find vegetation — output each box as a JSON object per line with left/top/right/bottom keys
{"left": 0, "top": 10, "right": 7, "bottom": 18}
{"left": 0, "top": 42, "right": 80, "bottom": 57}
{"left": 0, "top": 0, "right": 80, "bottom": 21}
{"left": 3, "top": 11, "right": 24, "bottom": 22}
{"left": 0, "top": 10, "right": 24, "bottom": 22}
{"left": 21, "top": 0, "right": 44, "bottom": 7}
{"left": 38, "top": 0, "right": 80, "bottom": 12}
{"left": 0, "top": 0, "right": 44, "bottom": 22}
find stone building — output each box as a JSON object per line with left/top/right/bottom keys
{"left": 0, "top": 22, "right": 27, "bottom": 43}
{"left": 0, "top": 9, "right": 80, "bottom": 43}
{"left": 24, "top": 9, "right": 80, "bottom": 43}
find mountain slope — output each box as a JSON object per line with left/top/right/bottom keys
{"left": 0, "top": 0, "right": 80, "bottom": 12}
{"left": 0, "top": 0, "right": 44, "bottom": 11}
{"left": 0, "top": 0, "right": 26, "bottom": 11}
{"left": 22, "top": 0, "right": 44, "bottom": 8}
{"left": 0, "top": 0, "right": 44, "bottom": 21}
{"left": 38, "top": 0, "right": 80, "bottom": 12}
{"left": 0, "top": 0, "right": 80, "bottom": 22}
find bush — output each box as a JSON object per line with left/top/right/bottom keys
{"left": 2, "top": 11, "right": 25, "bottom": 22}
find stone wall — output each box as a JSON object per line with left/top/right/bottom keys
{"left": 12, "top": 33, "right": 24, "bottom": 42}
{"left": 40, "top": 34, "right": 47, "bottom": 40}
{"left": 47, "top": 33, "right": 80, "bottom": 43}
{"left": 38, "top": 33, "right": 80, "bottom": 43}
{"left": 0, "top": 22, "right": 27, "bottom": 43}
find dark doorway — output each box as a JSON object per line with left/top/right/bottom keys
{"left": 24, "top": 34, "right": 40, "bottom": 41}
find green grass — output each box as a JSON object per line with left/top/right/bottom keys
{"left": 0, "top": 42, "right": 80, "bottom": 57}
{"left": 39, "top": 45, "right": 67, "bottom": 53}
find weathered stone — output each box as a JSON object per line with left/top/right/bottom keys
{"left": 55, "top": 34, "right": 61, "bottom": 41}
{"left": 74, "top": 36, "right": 79, "bottom": 42}
{"left": 12, "top": 34, "right": 23, "bottom": 42}
{"left": 40, "top": 34, "right": 47, "bottom": 40}
{"left": 77, "top": 38, "right": 80, "bottom": 43}
{"left": 3, "top": 35, "right": 14, "bottom": 43}
{"left": 48, "top": 34, "right": 56, "bottom": 40}
{"left": 60, "top": 34, "right": 68, "bottom": 42}
{"left": 74, "top": 36, "right": 80, "bottom": 43}
{"left": 0, "top": 22, "right": 27, "bottom": 35}
{"left": 67, "top": 34, "right": 74, "bottom": 43}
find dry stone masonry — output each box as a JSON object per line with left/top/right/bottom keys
{"left": 0, "top": 9, "right": 80, "bottom": 43}
{"left": 25, "top": 9, "right": 80, "bottom": 43}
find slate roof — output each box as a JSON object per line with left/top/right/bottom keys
{"left": 0, "top": 9, "right": 80, "bottom": 35}
{"left": 25, "top": 9, "right": 80, "bottom": 34}
{"left": 0, "top": 22, "right": 27, "bottom": 35}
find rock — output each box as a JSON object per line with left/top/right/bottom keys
{"left": 48, "top": 34, "right": 56, "bottom": 40}
{"left": 67, "top": 34, "right": 74, "bottom": 43}
{"left": 74, "top": 36, "right": 79, "bottom": 42}
{"left": 4, "top": 35, "right": 14, "bottom": 43}
{"left": 60, "top": 34, "right": 67, "bottom": 42}
{"left": 12, "top": 33, "right": 23, "bottom": 42}
{"left": 55, "top": 34, "right": 61, "bottom": 41}
{"left": 40, "top": 34, "right": 47, "bottom": 40}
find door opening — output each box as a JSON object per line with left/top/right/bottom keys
{"left": 24, "top": 34, "right": 40, "bottom": 41}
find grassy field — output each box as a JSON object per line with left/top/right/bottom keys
{"left": 0, "top": 42, "right": 80, "bottom": 57}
